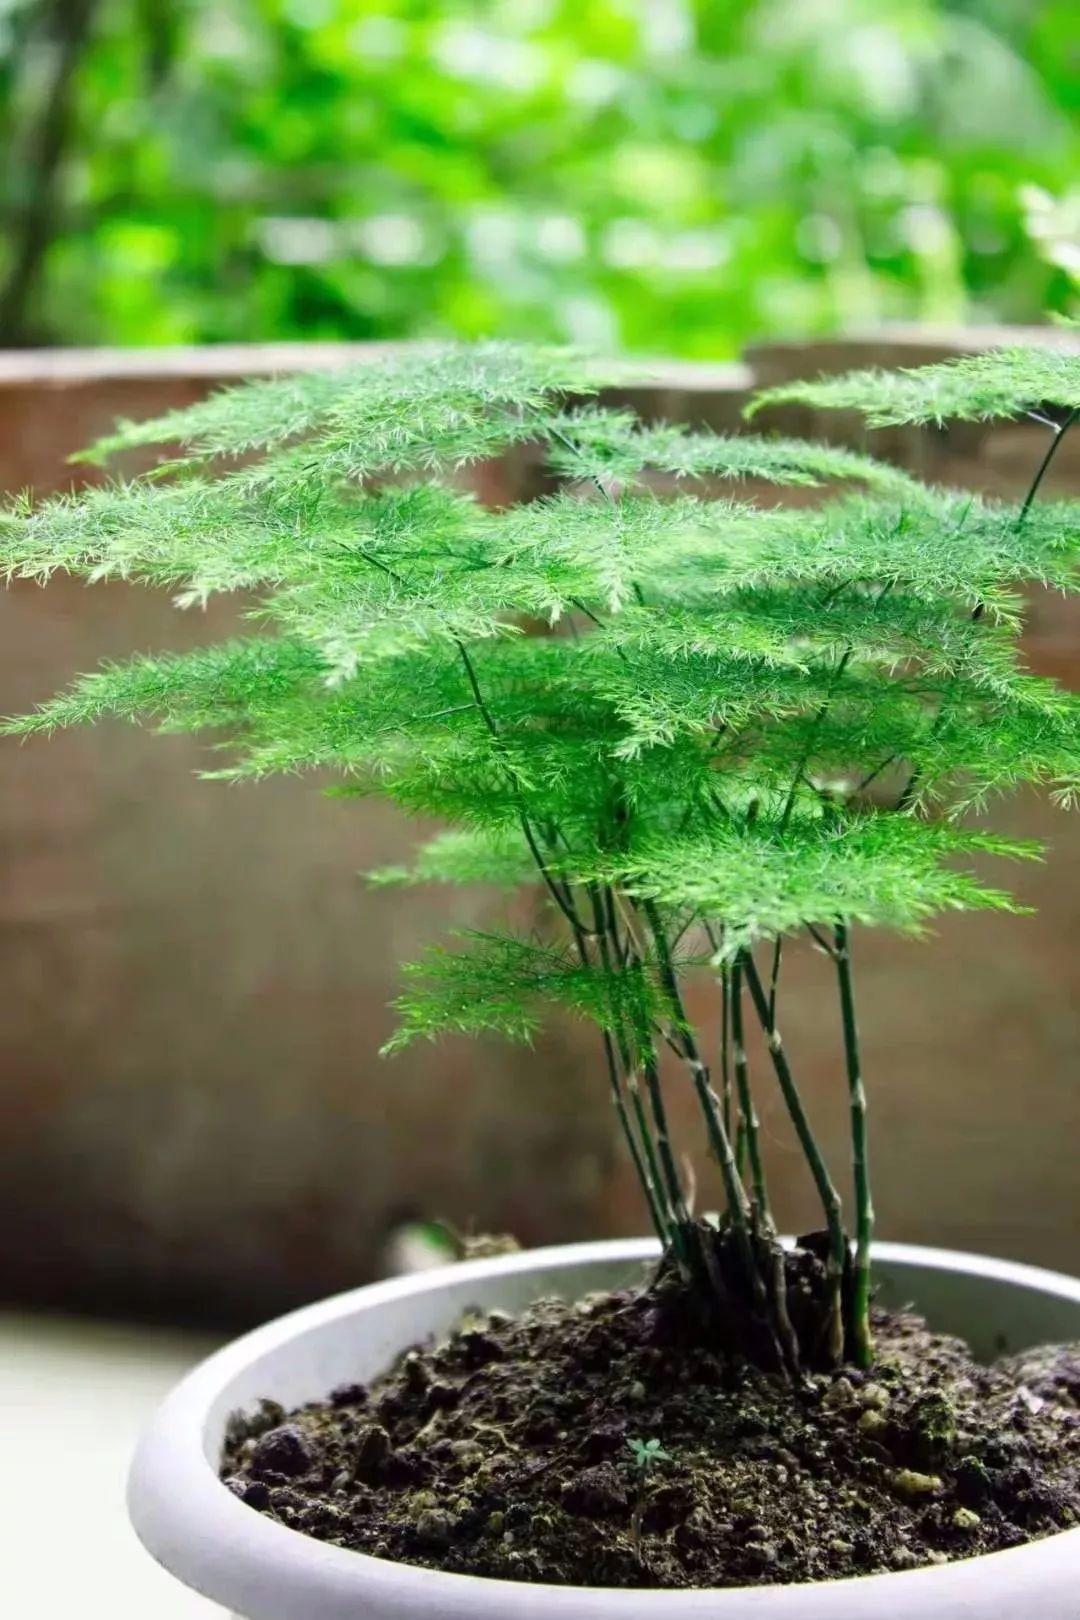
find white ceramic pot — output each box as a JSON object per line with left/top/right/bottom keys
{"left": 129, "top": 1239, "right": 1080, "bottom": 1619}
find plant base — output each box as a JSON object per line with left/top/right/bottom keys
{"left": 221, "top": 1272, "right": 1080, "bottom": 1589}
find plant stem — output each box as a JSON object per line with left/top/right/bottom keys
{"left": 702, "top": 929, "right": 799, "bottom": 1371}
{"left": 356, "top": 547, "right": 597, "bottom": 947}
{"left": 588, "top": 885, "right": 672, "bottom": 1247}
{"left": 778, "top": 646, "right": 853, "bottom": 834}
{"left": 618, "top": 923, "right": 689, "bottom": 1250}
{"left": 898, "top": 407, "right": 1078, "bottom": 809}
{"left": 361, "top": 552, "right": 677, "bottom": 1270}
{"left": 767, "top": 936, "right": 783, "bottom": 1024}
{"left": 704, "top": 923, "right": 770, "bottom": 1220}
{"left": 453, "top": 639, "right": 599, "bottom": 939}
{"left": 741, "top": 949, "right": 846, "bottom": 1363}
{"left": 640, "top": 1039, "right": 692, "bottom": 1263}
{"left": 601, "top": 1025, "right": 668, "bottom": 1247}
{"left": 805, "top": 922, "right": 837, "bottom": 958}
{"left": 834, "top": 921, "right": 873, "bottom": 1368}
{"left": 453, "top": 634, "right": 678, "bottom": 1270}
{"left": 719, "top": 960, "right": 733, "bottom": 1138}
{"left": 1019, "top": 406, "right": 1078, "bottom": 521}
{"left": 729, "top": 956, "right": 771, "bottom": 1222}
{"left": 637, "top": 899, "right": 770, "bottom": 1304}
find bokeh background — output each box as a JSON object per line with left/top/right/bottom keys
{"left": 1, "top": 1, "right": 1078, "bottom": 1331}
{"left": 1, "top": 0, "right": 1077, "bottom": 352}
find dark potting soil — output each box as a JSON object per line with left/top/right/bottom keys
{"left": 221, "top": 1274, "right": 1080, "bottom": 1589}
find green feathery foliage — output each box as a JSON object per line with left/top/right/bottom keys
{"left": 366, "top": 828, "right": 536, "bottom": 893}
{"left": 749, "top": 344, "right": 1080, "bottom": 427}
{"left": 77, "top": 343, "right": 610, "bottom": 465}
{"left": 4, "top": 340, "right": 1079, "bottom": 1372}
{"left": 383, "top": 932, "right": 708, "bottom": 1055}
{"left": 542, "top": 408, "right": 917, "bottom": 491}
{"left": 582, "top": 815, "right": 1039, "bottom": 956}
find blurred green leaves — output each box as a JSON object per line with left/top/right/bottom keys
{"left": 0, "top": 0, "right": 1076, "bottom": 352}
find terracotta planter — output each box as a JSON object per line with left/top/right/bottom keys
{"left": 128, "top": 1239, "right": 1080, "bottom": 1618}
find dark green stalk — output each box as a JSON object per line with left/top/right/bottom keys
{"left": 1019, "top": 405, "right": 1078, "bottom": 521}
{"left": 640, "top": 1038, "right": 692, "bottom": 1266}
{"left": 614, "top": 902, "right": 689, "bottom": 1255}
{"left": 778, "top": 647, "right": 853, "bottom": 834}
{"left": 705, "top": 921, "right": 770, "bottom": 1222}
{"left": 454, "top": 634, "right": 677, "bottom": 1274}
{"left": 898, "top": 407, "right": 1078, "bottom": 810}
{"left": 640, "top": 901, "right": 747, "bottom": 1218}
{"left": 453, "top": 638, "right": 599, "bottom": 940}
{"left": 601, "top": 884, "right": 629, "bottom": 967}
{"left": 767, "top": 936, "right": 783, "bottom": 1024}
{"left": 805, "top": 922, "right": 837, "bottom": 958}
{"left": 729, "top": 957, "right": 771, "bottom": 1222}
{"left": 834, "top": 921, "right": 873, "bottom": 1368}
{"left": 853, "top": 751, "right": 900, "bottom": 796}
{"left": 741, "top": 949, "right": 846, "bottom": 1364}
{"left": 734, "top": 1115, "right": 748, "bottom": 1181}
{"left": 637, "top": 899, "right": 769, "bottom": 1303}
{"left": 704, "top": 925, "right": 797, "bottom": 1372}
{"left": 357, "top": 548, "right": 597, "bottom": 947}
{"left": 588, "top": 885, "right": 672, "bottom": 1247}
{"left": 719, "top": 960, "right": 733, "bottom": 1138}
{"left": 600, "top": 1025, "right": 668, "bottom": 1247}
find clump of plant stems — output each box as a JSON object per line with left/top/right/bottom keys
{"left": 4, "top": 342, "right": 1080, "bottom": 1375}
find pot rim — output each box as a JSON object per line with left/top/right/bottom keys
{"left": 128, "top": 1239, "right": 1080, "bottom": 1619}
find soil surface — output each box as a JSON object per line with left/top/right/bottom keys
{"left": 221, "top": 1271, "right": 1080, "bottom": 1588}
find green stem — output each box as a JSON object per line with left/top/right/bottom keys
{"left": 640, "top": 1038, "right": 691, "bottom": 1265}
{"left": 357, "top": 547, "right": 594, "bottom": 944}
{"left": 834, "top": 921, "right": 873, "bottom": 1368}
{"left": 595, "top": 883, "right": 677, "bottom": 1241}
{"left": 778, "top": 646, "right": 853, "bottom": 834}
{"left": 706, "top": 925, "right": 797, "bottom": 1372}
{"left": 638, "top": 900, "right": 765, "bottom": 1296}
{"left": 741, "top": 949, "right": 846, "bottom": 1364}
{"left": 454, "top": 635, "right": 674, "bottom": 1275}
{"left": 767, "top": 936, "right": 783, "bottom": 1024}
{"left": 720, "top": 960, "right": 733, "bottom": 1138}
{"left": 588, "top": 885, "right": 672, "bottom": 1247}
{"left": 705, "top": 922, "right": 770, "bottom": 1221}
{"left": 897, "top": 409, "right": 1078, "bottom": 809}
{"left": 454, "top": 639, "right": 599, "bottom": 940}
{"left": 356, "top": 547, "right": 676, "bottom": 1266}
{"left": 1019, "top": 406, "right": 1078, "bottom": 521}
{"left": 601, "top": 1026, "right": 668, "bottom": 1247}
{"left": 729, "top": 956, "right": 771, "bottom": 1222}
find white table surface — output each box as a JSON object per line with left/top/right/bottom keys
{"left": 1, "top": 1310, "right": 226, "bottom": 1617}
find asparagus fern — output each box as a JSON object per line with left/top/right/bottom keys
{"left": 4, "top": 339, "right": 1080, "bottom": 1372}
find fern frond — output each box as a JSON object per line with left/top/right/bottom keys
{"left": 544, "top": 408, "right": 915, "bottom": 490}
{"left": 81, "top": 343, "right": 605, "bottom": 466}
{"left": 0, "top": 476, "right": 366, "bottom": 596}
{"left": 383, "top": 930, "right": 704, "bottom": 1052}
{"left": 595, "top": 587, "right": 1041, "bottom": 699}
{"left": 586, "top": 814, "right": 1040, "bottom": 955}
{"left": 749, "top": 345, "right": 1080, "bottom": 427}
{"left": 367, "top": 827, "right": 533, "bottom": 890}
{"left": 492, "top": 489, "right": 1079, "bottom": 619}
{"left": 0, "top": 637, "right": 325, "bottom": 737}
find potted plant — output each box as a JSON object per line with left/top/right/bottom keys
{"left": 3, "top": 342, "right": 1080, "bottom": 1617}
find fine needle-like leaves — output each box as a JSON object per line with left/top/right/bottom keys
{"left": 748, "top": 345, "right": 1080, "bottom": 426}
{"left": 4, "top": 340, "right": 1079, "bottom": 1365}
